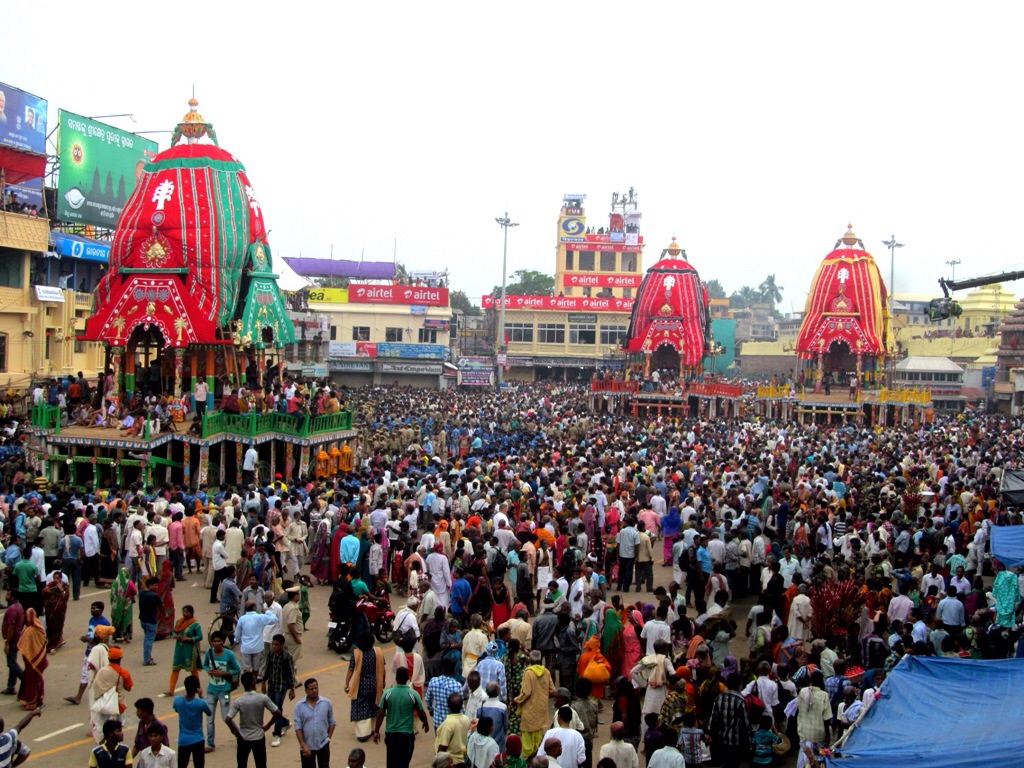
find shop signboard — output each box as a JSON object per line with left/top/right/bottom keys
{"left": 482, "top": 294, "right": 634, "bottom": 312}
{"left": 377, "top": 342, "right": 445, "bottom": 360}
{"left": 348, "top": 284, "right": 449, "bottom": 307}
{"left": 0, "top": 82, "right": 47, "bottom": 154}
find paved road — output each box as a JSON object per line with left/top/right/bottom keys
{"left": 21, "top": 563, "right": 764, "bottom": 767}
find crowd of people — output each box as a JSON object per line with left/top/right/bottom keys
{"left": 0, "top": 380, "right": 1020, "bottom": 768}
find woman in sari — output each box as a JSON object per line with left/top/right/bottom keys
{"left": 309, "top": 520, "right": 333, "bottom": 585}
{"left": 110, "top": 568, "right": 137, "bottom": 643}
{"left": 155, "top": 560, "right": 176, "bottom": 640}
{"left": 504, "top": 638, "right": 528, "bottom": 735}
{"left": 344, "top": 632, "right": 385, "bottom": 741}
{"left": 17, "top": 609, "right": 47, "bottom": 710}
{"left": 468, "top": 576, "right": 494, "bottom": 624}
{"left": 164, "top": 604, "right": 203, "bottom": 696}
{"left": 41, "top": 573, "right": 70, "bottom": 652}
{"left": 602, "top": 607, "right": 625, "bottom": 678}
{"left": 441, "top": 619, "right": 463, "bottom": 671}
{"left": 661, "top": 506, "right": 682, "bottom": 565}
{"left": 98, "top": 519, "right": 120, "bottom": 586}
{"left": 622, "top": 609, "right": 644, "bottom": 678}
{"left": 491, "top": 577, "right": 512, "bottom": 629}
{"left": 577, "top": 635, "right": 612, "bottom": 699}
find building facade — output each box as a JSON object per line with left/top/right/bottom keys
{"left": 483, "top": 192, "right": 645, "bottom": 381}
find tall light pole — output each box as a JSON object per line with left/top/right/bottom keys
{"left": 883, "top": 234, "right": 904, "bottom": 386}
{"left": 945, "top": 258, "right": 961, "bottom": 282}
{"left": 495, "top": 212, "right": 518, "bottom": 389}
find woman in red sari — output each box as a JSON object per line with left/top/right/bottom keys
{"left": 155, "top": 560, "right": 176, "bottom": 640}
{"left": 41, "top": 573, "right": 70, "bottom": 652}
{"left": 17, "top": 609, "right": 47, "bottom": 710}
{"left": 491, "top": 577, "right": 512, "bottom": 629}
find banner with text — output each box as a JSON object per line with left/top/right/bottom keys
{"left": 377, "top": 342, "right": 445, "bottom": 360}
{"left": 56, "top": 111, "right": 158, "bottom": 228}
{"left": 0, "top": 82, "right": 47, "bottom": 154}
{"left": 563, "top": 272, "right": 642, "bottom": 288}
{"left": 482, "top": 294, "right": 635, "bottom": 312}
{"left": 348, "top": 284, "right": 449, "bottom": 307}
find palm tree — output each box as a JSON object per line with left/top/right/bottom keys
{"left": 729, "top": 285, "right": 760, "bottom": 309}
{"left": 758, "top": 274, "right": 784, "bottom": 306}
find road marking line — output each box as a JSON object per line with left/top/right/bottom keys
{"left": 28, "top": 657, "right": 353, "bottom": 761}
{"left": 34, "top": 724, "right": 85, "bottom": 742}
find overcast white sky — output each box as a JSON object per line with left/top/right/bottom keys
{"left": 6, "top": 3, "right": 1024, "bottom": 311}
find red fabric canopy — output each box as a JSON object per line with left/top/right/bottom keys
{"left": 0, "top": 146, "right": 46, "bottom": 185}
{"left": 625, "top": 257, "right": 710, "bottom": 366}
{"left": 795, "top": 247, "right": 889, "bottom": 358}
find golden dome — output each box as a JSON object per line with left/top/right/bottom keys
{"left": 665, "top": 236, "right": 682, "bottom": 256}
{"left": 841, "top": 223, "right": 858, "bottom": 247}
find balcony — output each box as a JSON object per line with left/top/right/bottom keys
{"left": 201, "top": 409, "right": 353, "bottom": 439}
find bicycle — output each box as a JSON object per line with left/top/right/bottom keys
{"left": 208, "top": 608, "right": 238, "bottom": 646}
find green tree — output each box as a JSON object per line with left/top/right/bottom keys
{"left": 491, "top": 269, "right": 554, "bottom": 297}
{"left": 758, "top": 274, "right": 784, "bottom": 306}
{"left": 704, "top": 279, "right": 727, "bottom": 300}
{"left": 729, "top": 285, "right": 760, "bottom": 309}
{"left": 450, "top": 290, "right": 481, "bottom": 316}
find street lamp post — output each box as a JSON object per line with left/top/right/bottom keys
{"left": 883, "top": 234, "right": 904, "bottom": 386}
{"left": 945, "top": 258, "right": 961, "bottom": 282}
{"left": 495, "top": 212, "right": 518, "bottom": 389}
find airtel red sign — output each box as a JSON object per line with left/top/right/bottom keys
{"left": 348, "top": 284, "right": 449, "bottom": 307}
{"left": 564, "top": 273, "right": 642, "bottom": 288}
{"left": 481, "top": 294, "right": 635, "bottom": 312}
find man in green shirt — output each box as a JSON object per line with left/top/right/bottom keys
{"left": 373, "top": 667, "right": 428, "bottom": 768}
{"left": 11, "top": 548, "right": 39, "bottom": 615}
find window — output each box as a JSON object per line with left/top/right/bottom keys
{"left": 418, "top": 328, "right": 438, "bottom": 344}
{"left": 504, "top": 323, "right": 534, "bottom": 343}
{"left": 537, "top": 323, "right": 565, "bottom": 344}
{"left": 0, "top": 334, "right": 7, "bottom": 371}
{"left": 622, "top": 253, "right": 637, "bottom": 272}
{"left": 622, "top": 288, "right": 632, "bottom": 299}
{"left": 578, "top": 251, "right": 595, "bottom": 271}
{"left": 564, "top": 251, "right": 574, "bottom": 270}
{"left": 385, "top": 327, "right": 403, "bottom": 342}
{"left": 583, "top": 287, "right": 592, "bottom": 297}
{"left": 600, "top": 252, "right": 616, "bottom": 271}
{"left": 352, "top": 326, "right": 370, "bottom": 341}
{"left": 600, "top": 325, "right": 628, "bottom": 345}
{"left": 569, "top": 323, "right": 596, "bottom": 344}
{"left": 0, "top": 250, "right": 23, "bottom": 288}
{"left": 330, "top": 325, "right": 337, "bottom": 341}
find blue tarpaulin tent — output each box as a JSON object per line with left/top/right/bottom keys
{"left": 826, "top": 656, "right": 1024, "bottom": 768}
{"left": 990, "top": 525, "right": 1024, "bottom": 568}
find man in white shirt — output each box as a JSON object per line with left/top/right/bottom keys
{"left": 210, "top": 529, "right": 230, "bottom": 604}
{"left": 598, "top": 722, "right": 639, "bottom": 768}
{"left": 242, "top": 444, "right": 259, "bottom": 486}
{"left": 743, "top": 661, "right": 780, "bottom": 723}
{"left": 538, "top": 707, "right": 586, "bottom": 768}
{"left": 640, "top": 604, "right": 672, "bottom": 655}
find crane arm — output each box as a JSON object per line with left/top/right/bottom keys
{"left": 940, "top": 270, "right": 1024, "bottom": 297}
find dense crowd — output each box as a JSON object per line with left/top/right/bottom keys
{"left": 0, "top": 381, "right": 1022, "bottom": 768}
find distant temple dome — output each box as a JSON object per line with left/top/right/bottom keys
{"left": 624, "top": 237, "right": 711, "bottom": 368}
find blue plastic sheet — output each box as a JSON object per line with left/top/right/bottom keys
{"left": 990, "top": 525, "right": 1024, "bottom": 568}
{"left": 826, "top": 656, "right": 1024, "bottom": 768}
